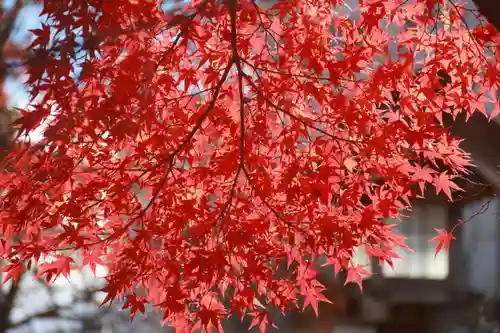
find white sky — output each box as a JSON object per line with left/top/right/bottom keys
{"left": 4, "top": 1, "right": 44, "bottom": 141}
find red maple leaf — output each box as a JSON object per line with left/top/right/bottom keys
{"left": 1, "top": 262, "right": 25, "bottom": 284}
{"left": 435, "top": 172, "right": 462, "bottom": 201}
{"left": 430, "top": 228, "right": 456, "bottom": 257}
{"left": 36, "top": 256, "right": 74, "bottom": 282}
{"left": 344, "top": 264, "right": 371, "bottom": 291}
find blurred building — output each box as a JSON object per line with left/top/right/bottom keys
{"left": 285, "top": 113, "right": 500, "bottom": 333}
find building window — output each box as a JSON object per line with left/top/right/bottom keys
{"left": 381, "top": 202, "right": 449, "bottom": 279}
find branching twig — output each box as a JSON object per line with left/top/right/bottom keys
{"left": 116, "top": 60, "right": 235, "bottom": 238}
{"left": 242, "top": 73, "right": 361, "bottom": 144}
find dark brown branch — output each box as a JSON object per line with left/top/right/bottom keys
{"left": 242, "top": 59, "right": 358, "bottom": 83}
{"left": 0, "top": 0, "right": 23, "bottom": 48}
{"left": 0, "top": 269, "right": 21, "bottom": 333}
{"left": 117, "top": 60, "right": 235, "bottom": 236}
{"left": 8, "top": 309, "right": 62, "bottom": 330}
{"left": 242, "top": 73, "right": 361, "bottom": 144}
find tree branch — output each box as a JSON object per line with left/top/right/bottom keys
{"left": 0, "top": 0, "right": 23, "bottom": 48}
{"left": 0, "top": 274, "right": 21, "bottom": 333}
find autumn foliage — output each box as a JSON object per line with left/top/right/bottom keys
{"left": 0, "top": 0, "right": 499, "bottom": 331}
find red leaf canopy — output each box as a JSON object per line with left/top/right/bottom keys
{"left": 1, "top": 0, "right": 499, "bottom": 331}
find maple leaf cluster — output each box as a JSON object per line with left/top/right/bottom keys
{"left": 0, "top": 0, "right": 499, "bottom": 332}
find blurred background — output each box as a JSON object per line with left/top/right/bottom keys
{"left": 0, "top": 0, "right": 498, "bottom": 332}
